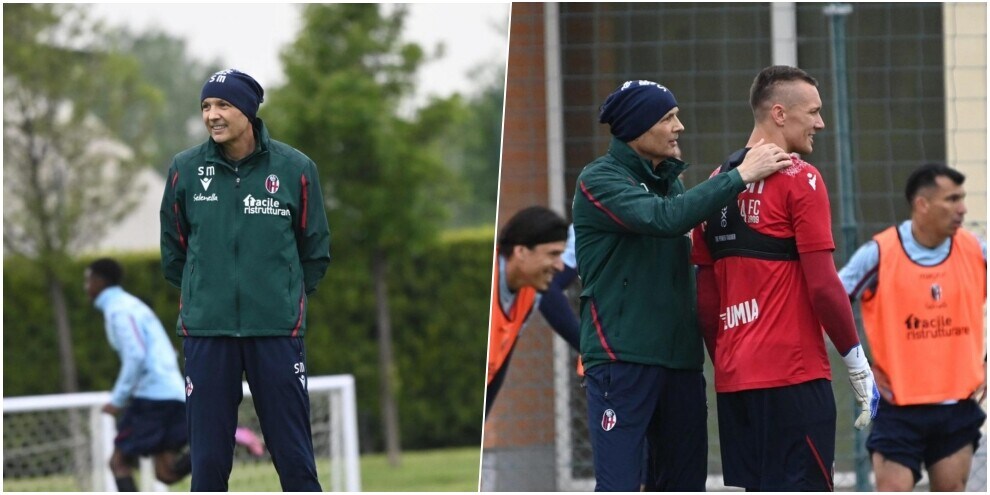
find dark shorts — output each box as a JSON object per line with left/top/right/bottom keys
{"left": 867, "top": 397, "right": 985, "bottom": 482}
{"left": 584, "top": 362, "right": 708, "bottom": 491}
{"left": 115, "top": 398, "right": 187, "bottom": 457}
{"left": 717, "top": 379, "right": 836, "bottom": 491}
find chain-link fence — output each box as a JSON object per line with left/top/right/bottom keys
{"left": 3, "top": 375, "right": 360, "bottom": 492}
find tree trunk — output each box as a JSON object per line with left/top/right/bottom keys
{"left": 48, "top": 269, "right": 78, "bottom": 393}
{"left": 46, "top": 268, "right": 88, "bottom": 486}
{"left": 372, "top": 249, "right": 402, "bottom": 467}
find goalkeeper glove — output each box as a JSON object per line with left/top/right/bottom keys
{"left": 842, "top": 344, "right": 880, "bottom": 430}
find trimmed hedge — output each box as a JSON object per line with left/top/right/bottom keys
{"left": 3, "top": 230, "right": 492, "bottom": 451}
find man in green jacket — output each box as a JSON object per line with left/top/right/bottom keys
{"left": 572, "top": 80, "right": 791, "bottom": 491}
{"left": 160, "top": 69, "right": 330, "bottom": 491}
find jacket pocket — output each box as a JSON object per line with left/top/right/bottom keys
{"left": 616, "top": 277, "right": 627, "bottom": 339}
{"left": 286, "top": 263, "right": 294, "bottom": 320}
{"left": 245, "top": 262, "right": 298, "bottom": 330}
{"left": 180, "top": 262, "right": 196, "bottom": 316}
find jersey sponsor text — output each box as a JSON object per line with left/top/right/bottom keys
{"left": 243, "top": 194, "right": 290, "bottom": 217}
{"left": 721, "top": 298, "right": 760, "bottom": 330}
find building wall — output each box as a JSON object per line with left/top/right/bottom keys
{"left": 88, "top": 169, "right": 165, "bottom": 254}
{"left": 482, "top": 3, "right": 558, "bottom": 491}
{"left": 944, "top": 2, "right": 987, "bottom": 236}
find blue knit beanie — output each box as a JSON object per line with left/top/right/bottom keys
{"left": 599, "top": 80, "right": 678, "bottom": 142}
{"left": 200, "top": 69, "right": 264, "bottom": 122}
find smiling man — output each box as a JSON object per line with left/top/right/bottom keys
{"left": 160, "top": 69, "right": 330, "bottom": 491}
{"left": 571, "top": 79, "right": 792, "bottom": 491}
{"left": 692, "top": 65, "right": 879, "bottom": 491}
{"left": 486, "top": 205, "right": 569, "bottom": 416}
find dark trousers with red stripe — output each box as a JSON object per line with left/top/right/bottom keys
{"left": 183, "top": 336, "right": 321, "bottom": 492}
{"left": 717, "top": 378, "right": 836, "bottom": 491}
{"left": 584, "top": 362, "right": 708, "bottom": 491}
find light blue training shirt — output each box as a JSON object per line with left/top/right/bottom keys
{"left": 94, "top": 286, "right": 186, "bottom": 406}
{"left": 839, "top": 220, "right": 987, "bottom": 299}
{"left": 562, "top": 224, "right": 576, "bottom": 270}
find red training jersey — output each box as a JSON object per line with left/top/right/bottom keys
{"left": 692, "top": 156, "right": 835, "bottom": 392}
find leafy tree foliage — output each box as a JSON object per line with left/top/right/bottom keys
{"left": 265, "top": 4, "right": 465, "bottom": 466}
{"left": 3, "top": 4, "right": 160, "bottom": 392}
{"left": 103, "top": 28, "right": 223, "bottom": 171}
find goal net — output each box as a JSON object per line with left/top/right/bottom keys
{"left": 3, "top": 374, "right": 360, "bottom": 492}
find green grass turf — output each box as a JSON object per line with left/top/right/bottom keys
{"left": 3, "top": 446, "right": 481, "bottom": 492}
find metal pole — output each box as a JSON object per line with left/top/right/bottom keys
{"left": 544, "top": 2, "right": 567, "bottom": 215}
{"left": 771, "top": 3, "right": 798, "bottom": 67}
{"left": 824, "top": 3, "right": 869, "bottom": 491}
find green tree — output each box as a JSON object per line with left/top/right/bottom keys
{"left": 3, "top": 3, "right": 160, "bottom": 393}
{"left": 265, "top": 4, "right": 458, "bottom": 465}
{"left": 104, "top": 28, "right": 223, "bottom": 171}
{"left": 432, "top": 64, "right": 505, "bottom": 228}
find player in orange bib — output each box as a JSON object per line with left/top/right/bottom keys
{"left": 840, "top": 163, "right": 987, "bottom": 491}
{"left": 486, "top": 206, "right": 569, "bottom": 416}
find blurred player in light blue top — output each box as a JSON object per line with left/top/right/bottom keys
{"left": 95, "top": 281, "right": 186, "bottom": 409}
{"left": 86, "top": 258, "right": 263, "bottom": 491}
{"left": 86, "top": 258, "right": 190, "bottom": 491}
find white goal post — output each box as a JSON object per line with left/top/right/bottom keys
{"left": 3, "top": 374, "right": 361, "bottom": 492}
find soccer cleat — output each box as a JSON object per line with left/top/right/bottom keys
{"left": 234, "top": 426, "right": 265, "bottom": 457}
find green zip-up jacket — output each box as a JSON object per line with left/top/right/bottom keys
{"left": 571, "top": 137, "right": 746, "bottom": 371}
{"left": 160, "top": 119, "right": 331, "bottom": 338}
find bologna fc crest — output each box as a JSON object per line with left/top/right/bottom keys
{"left": 931, "top": 283, "right": 942, "bottom": 301}
{"left": 601, "top": 409, "right": 617, "bottom": 431}
{"left": 265, "top": 174, "right": 280, "bottom": 194}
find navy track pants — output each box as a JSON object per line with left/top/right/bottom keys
{"left": 584, "top": 362, "right": 708, "bottom": 491}
{"left": 183, "top": 336, "right": 321, "bottom": 492}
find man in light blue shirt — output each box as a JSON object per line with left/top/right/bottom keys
{"left": 86, "top": 258, "right": 264, "bottom": 491}
{"left": 838, "top": 164, "right": 986, "bottom": 491}
{"left": 86, "top": 258, "right": 191, "bottom": 491}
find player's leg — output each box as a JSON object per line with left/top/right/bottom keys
{"left": 648, "top": 367, "right": 707, "bottom": 491}
{"left": 584, "top": 362, "right": 662, "bottom": 491}
{"left": 721, "top": 380, "right": 835, "bottom": 491}
{"left": 152, "top": 450, "right": 182, "bottom": 484}
{"left": 108, "top": 449, "right": 138, "bottom": 491}
{"left": 925, "top": 445, "right": 973, "bottom": 491}
{"left": 763, "top": 379, "right": 836, "bottom": 491}
{"left": 243, "top": 336, "right": 322, "bottom": 491}
{"left": 872, "top": 452, "right": 916, "bottom": 491}
{"left": 110, "top": 402, "right": 140, "bottom": 491}
{"left": 183, "top": 337, "right": 242, "bottom": 491}
{"left": 924, "top": 400, "right": 985, "bottom": 492}
{"left": 151, "top": 400, "right": 192, "bottom": 484}
{"left": 867, "top": 398, "right": 927, "bottom": 491}
{"left": 716, "top": 389, "right": 762, "bottom": 490}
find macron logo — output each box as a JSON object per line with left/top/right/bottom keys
{"left": 200, "top": 177, "right": 212, "bottom": 191}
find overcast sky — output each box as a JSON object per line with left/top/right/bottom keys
{"left": 89, "top": 3, "right": 510, "bottom": 106}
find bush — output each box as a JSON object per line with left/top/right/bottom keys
{"left": 3, "top": 229, "right": 492, "bottom": 451}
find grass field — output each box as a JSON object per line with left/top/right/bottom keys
{"left": 3, "top": 446, "right": 481, "bottom": 492}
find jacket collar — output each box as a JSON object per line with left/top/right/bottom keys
{"left": 205, "top": 118, "right": 271, "bottom": 167}
{"left": 94, "top": 285, "right": 124, "bottom": 311}
{"left": 607, "top": 136, "right": 689, "bottom": 183}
